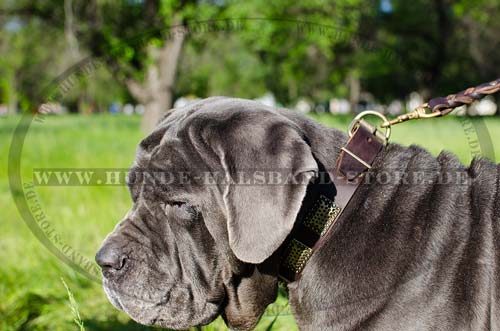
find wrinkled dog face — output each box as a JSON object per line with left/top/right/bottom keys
{"left": 97, "top": 196, "right": 225, "bottom": 328}
{"left": 96, "top": 98, "right": 318, "bottom": 329}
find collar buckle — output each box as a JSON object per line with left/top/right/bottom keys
{"left": 278, "top": 110, "right": 389, "bottom": 283}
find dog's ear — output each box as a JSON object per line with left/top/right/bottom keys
{"left": 209, "top": 115, "right": 318, "bottom": 264}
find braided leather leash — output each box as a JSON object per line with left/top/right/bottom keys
{"left": 382, "top": 77, "right": 500, "bottom": 127}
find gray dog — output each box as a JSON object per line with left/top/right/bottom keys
{"left": 96, "top": 97, "right": 500, "bottom": 330}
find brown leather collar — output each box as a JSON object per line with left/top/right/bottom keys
{"left": 278, "top": 118, "right": 387, "bottom": 283}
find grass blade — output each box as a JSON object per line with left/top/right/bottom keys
{"left": 61, "top": 277, "right": 86, "bottom": 331}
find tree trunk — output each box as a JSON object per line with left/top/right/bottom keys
{"left": 427, "top": 0, "right": 450, "bottom": 91}
{"left": 7, "top": 73, "right": 17, "bottom": 115}
{"left": 127, "top": 20, "right": 186, "bottom": 133}
{"left": 142, "top": 99, "right": 164, "bottom": 133}
{"left": 64, "top": 0, "right": 79, "bottom": 60}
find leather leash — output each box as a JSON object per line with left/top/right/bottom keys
{"left": 382, "top": 77, "right": 500, "bottom": 127}
{"left": 278, "top": 78, "right": 500, "bottom": 283}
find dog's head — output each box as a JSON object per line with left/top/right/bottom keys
{"left": 96, "top": 98, "right": 319, "bottom": 330}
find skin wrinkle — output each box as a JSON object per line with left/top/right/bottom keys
{"left": 189, "top": 231, "right": 214, "bottom": 291}
{"left": 164, "top": 217, "right": 184, "bottom": 281}
{"left": 187, "top": 120, "right": 219, "bottom": 174}
{"left": 118, "top": 284, "right": 163, "bottom": 306}
{"left": 96, "top": 97, "right": 500, "bottom": 331}
{"left": 123, "top": 227, "right": 158, "bottom": 255}
{"left": 138, "top": 207, "right": 161, "bottom": 242}
{"left": 183, "top": 120, "right": 210, "bottom": 171}
{"left": 360, "top": 148, "right": 405, "bottom": 221}
{"left": 351, "top": 294, "right": 392, "bottom": 330}
{"left": 131, "top": 211, "right": 165, "bottom": 266}
{"left": 415, "top": 157, "right": 454, "bottom": 275}
{"left": 215, "top": 145, "right": 232, "bottom": 240}
{"left": 430, "top": 181, "right": 466, "bottom": 290}
{"left": 127, "top": 218, "right": 148, "bottom": 238}
{"left": 382, "top": 151, "right": 425, "bottom": 229}
{"left": 320, "top": 153, "right": 488, "bottom": 330}
{"left": 468, "top": 162, "right": 496, "bottom": 327}
{"left": 126, "top": 216, "right": 177, "bottom": 296}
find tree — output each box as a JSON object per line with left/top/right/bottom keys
{"left": 3, "top": 0, "right": 225, "bottom": 131}
{"left": 355, "top": 0, "right": 500, "bottom": 102}
{"left": 0, "top": 16, "right": 69, "bottom": 114}
{"left": 72, "top": 0, "right": 224, "bottom": 131}
{"left": 3, "top": 0, "right": 499, "bottom": 118}
{"left": 225, "top": 1, "right": 364, "bottom": 106}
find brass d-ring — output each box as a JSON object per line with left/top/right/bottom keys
{"left": 347, "top": 110, "right": 391, "bottom": 141}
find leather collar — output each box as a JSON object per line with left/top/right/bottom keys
{"left": 279, "top": 119, "right": 387, "bottom": 283}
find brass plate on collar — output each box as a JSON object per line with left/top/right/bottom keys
{"left": 303, "top": 195, "right": 341, "bottom": 236}
{"left": 283, "top": 239, "right": 313, "bottom": 274}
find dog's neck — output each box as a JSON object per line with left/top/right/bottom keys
{"left": 286, "top": 130, "right": 499, "bottom": 329}
{"left": 278, "top": 119, "right": 390, "bottom": 283}
{"left": 272, "top": 112, "right": 499, "bottom": 329}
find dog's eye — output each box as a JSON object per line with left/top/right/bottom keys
{"left": 161, "top": 201, "right": 186, "bottom": 210}
{"left": 168, "top": 201, "right": 186, "bottom": 207}
{"left": 160, "top": 201, "right": 198, "bottom": 219}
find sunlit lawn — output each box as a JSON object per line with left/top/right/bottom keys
{"left": 1, "top": 112, "right": 499, "bottom": 331}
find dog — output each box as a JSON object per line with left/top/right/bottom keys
{"left": 96, "top": 97, "right": 500, "bottom": 330}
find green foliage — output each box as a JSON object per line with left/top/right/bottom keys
{"left": 0, "top": 19, "right": 66, "bottom": 111}
{"left": 177, "top": 32, "right": 268, "bottom": 98}
{"left": 223, "top": 1, "right": 363, "bottom": 103}
{"left": 357, "top": 0, "right": 500, "bottom": 100}
{"left": 2, "top": 0, "right": 500, "bottom": 110}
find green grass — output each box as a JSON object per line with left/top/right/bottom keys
{"left": 61, "top": 278, "right": 85, "bottom": 331}
{"left": 1, "top": 113, "right": 500, "bottom": 331}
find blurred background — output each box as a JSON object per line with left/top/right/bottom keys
{"left": 2, "top": 0, "right": 500, "bottom": 123}
{"left": 1, "top": 0, "right": 500, "bottom": 330}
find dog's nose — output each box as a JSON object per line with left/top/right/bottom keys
{"left": 95, "top": 244, "right": 127, "bottom": 271}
